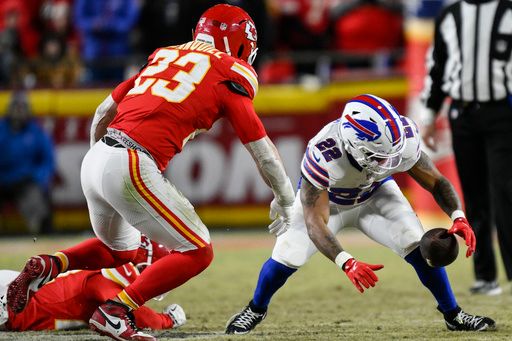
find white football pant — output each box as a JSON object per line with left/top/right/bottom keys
{"left": 81, "top": 141, "right": 210, "bottom": 252}
{"left": 272, "top": 180, "right": 424, "bottom": 268}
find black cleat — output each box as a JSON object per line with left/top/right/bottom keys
{"left": 444, "top": 309, "right": 496, "bottom": 331}
{"left": 226, "top": 302, "right": 267, "bottom": 335}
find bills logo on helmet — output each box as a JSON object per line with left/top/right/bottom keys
{"left": 342, "top": 113, "right": 381, "bottom": 142}
{"left": 244, "top": 21, "right": 257, "bottom": 41}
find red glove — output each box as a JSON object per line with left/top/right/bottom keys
{"left": 343, "top": 258, "right": 384, "bottom": 293}
{"left": 448, "top": 217, "right": 476, "bottom": 257}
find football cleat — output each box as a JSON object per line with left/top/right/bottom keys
{"left": 444, "top": 309, "right": 496, "bottom": 331}
{"left": 163, "top": 303, "right": 186, "bottom": 328}
{"left": 469, "top": 280, "right": 502, "bottom": 296}
{"left": 89, "top": 300, "right": 155, "bottom": 341}
{"left": 225, "top": 302, "right": 267, "bottom": 334}
{"left": 7, "top": 255, "right": 61, "bottom": 313}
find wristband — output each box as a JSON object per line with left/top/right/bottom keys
{"left": 335, "top": 251, "right": 353, "bottom": 270}
{"left": 450, "top": 210, "right": 466, "bottom": 221}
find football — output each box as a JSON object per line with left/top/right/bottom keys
{"left": 420, "top": 228, "right": 459, "bottom": 267}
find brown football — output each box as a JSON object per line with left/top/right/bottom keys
{"left": 420, "top": 228, "right": 459, "bottom": 267}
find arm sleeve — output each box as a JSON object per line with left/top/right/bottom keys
{"left": 112, "top": 74, "right": 138, "bottom": 103}
{"left": 300, "top": 146, "right": 330, "bottom": 190}
{"left": 420, "top": 12, "right": 449, "bottom": 112}
{"left": 222, "top": 88, "right": 266, "bottom": 144}
{"left": 133, "top": 307, "right": 173, "bottom": 330}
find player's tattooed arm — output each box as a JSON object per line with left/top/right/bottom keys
{"left": 408, "top": 151, "right": 462, "bottom": 216}
{"left": 300, "top": 178, "right": 344, "bottom": 263}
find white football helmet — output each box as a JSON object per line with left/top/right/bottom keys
{"left": 339, "top": 94, "right": 405, "bottom": 175}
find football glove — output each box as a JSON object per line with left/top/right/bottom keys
{"left": 163, "top": 303, "right": 186, "bottom": 329}
{"left": 343, "top": 258, "right": 384, "bottom": 293}
{"left": 448, "top": 217, "right": 476, "bottom": 257}
{"left": 268, "top": 199, "right": 293, "bottom": 236}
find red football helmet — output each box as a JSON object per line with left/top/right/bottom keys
{"left": 194, "top": 4, "right": 258, "bottom": 65}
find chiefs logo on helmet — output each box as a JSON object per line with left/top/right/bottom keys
{"left": 194, "top": 4, "right": 258, "bottom": 65}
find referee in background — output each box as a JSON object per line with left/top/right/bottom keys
{"left": 420, "top": 0, "right": 512, "bottom": 295}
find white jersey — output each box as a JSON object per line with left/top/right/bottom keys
{"left": 300, "top": 116, "right": 421, "bottom": 206}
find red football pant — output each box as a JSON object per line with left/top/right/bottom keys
{"left": 124, "top": 244, "right": 214, "bottom": 306}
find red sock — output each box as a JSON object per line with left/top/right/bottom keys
{"left": 122, "top": 244, "right": 214, "bottom": 307}
{"left": 58, "top": 238, "right": 138, "bottom": 271}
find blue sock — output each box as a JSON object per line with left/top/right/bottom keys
{"left": 252, "top": 258, "right": 297, "bottom": 310}
{"left": 405, "top": 247, "right": 458, "bottom": 313}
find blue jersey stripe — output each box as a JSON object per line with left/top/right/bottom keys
{"left": 305, "top": 149, "right": 328, "bottom": 177}
{"left": 302, "top": 161, "right": 329, "bottom": 187}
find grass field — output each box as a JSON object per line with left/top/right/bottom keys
{"left": 0, "top": 229, "right": 510, "bottom": 341}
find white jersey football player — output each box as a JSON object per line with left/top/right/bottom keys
{"left": 226, "top": 94, "right": 496, "bottom": 334}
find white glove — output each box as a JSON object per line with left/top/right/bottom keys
{"left": 163, "top": 303, "right": 187, "bottom": 328}
{"left": 268, "top": 198, "right": 293, "bottom": 236}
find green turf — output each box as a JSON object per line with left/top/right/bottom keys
{"left": 0, "top": 230, "right": 510, "bottom": 340}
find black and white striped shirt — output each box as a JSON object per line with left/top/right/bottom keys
{"left": 422, "top": 0, "right": 512, "bottom": 112}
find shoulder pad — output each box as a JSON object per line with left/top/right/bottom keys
{"left": 223, "top": 58, "right": 258, "bottom": 99}
{"left": 396, "top": 116, "right": 422, "bottom": 172}
{"left": 301, "top": 145, "right": 330, "bottom": 190}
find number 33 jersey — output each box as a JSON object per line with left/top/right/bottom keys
{"left": 300, "top": 116, "right": 421, "bottom": 206}
{"left": 109, "top": 41, "right": 266, "bottom": 171}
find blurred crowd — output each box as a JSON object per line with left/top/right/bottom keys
{"left": 0, "top": 0, "right": 404, "bottom": 88}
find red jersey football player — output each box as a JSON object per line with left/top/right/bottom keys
{"left": 7, "top": 4, "right": 295, "bottom": 341}
{"left": 0, "top": 236, "right": 185, "bottom": 332}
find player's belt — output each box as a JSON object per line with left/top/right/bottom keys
{"left": 101, "top": 136, "right": 152, "bottom": 159}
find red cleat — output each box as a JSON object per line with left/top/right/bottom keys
{"left": 7, "top": 255, "right": 61, "bottom": 313}
{"left": 90, "top": 300, "right": 156, "bottom": 340}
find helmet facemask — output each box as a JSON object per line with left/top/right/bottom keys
{"left": 344, "top": 137, "right": 403, "bottom": 175}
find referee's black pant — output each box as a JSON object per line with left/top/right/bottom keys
{"left": 449, "top": 99, "right": 512, "bottom": 282}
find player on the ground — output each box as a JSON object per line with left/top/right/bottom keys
{"left": 0, "top": 236, "right": 185, "bottom": 332}
{"left": 7, "top": 4, "right": 296, "bottom": 341}
{"left": 225, "top": 94, "right": 496, "bottom": 334}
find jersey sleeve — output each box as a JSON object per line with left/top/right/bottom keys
{"left": 100, "top": 263, "right": 139, "bottom": 287}
{"left": 221, "top": 86, "right": 267, "bottom": 144}
{"left": 300, "top": 145, "right": 330, "bottom": 190}
{"left": 222, "top": 58, "right": 259, "bottom": 99}
{"left": 396, "top": 116, "right": 422, "bottom": 172}
{"left": 112, "top": 74, "right": 138, "bottom": 103}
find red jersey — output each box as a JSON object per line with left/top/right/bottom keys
{"left": 110, "top": 41, "right": 266, "bottom": 171}
{"left": 6, "top": 264, "right": 172, "bottom": 331}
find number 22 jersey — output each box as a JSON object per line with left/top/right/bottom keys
{"left": 300, "top": 116, "right": 421, "bottom": 206}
